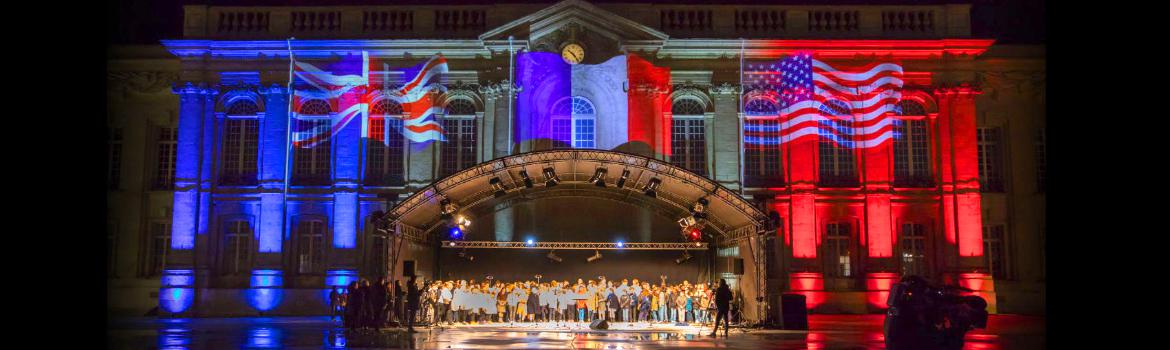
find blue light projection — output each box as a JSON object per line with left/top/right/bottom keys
{"left": 160, "top": 269, "right": 194, "bottom": 313}
{"left": 333, "top": 192, "right": 358, "bottom": 248}
{"left": 258, "top": 193, "right": 284, "bottom": 253}
{"left": 247, "top": 327, "right": 282, "bottom": 348}
{"left": 248, "top": 269, "right": 284, "bottom": 312}
{"left": 326, "top": 269, "right": 358, "bottom": 288}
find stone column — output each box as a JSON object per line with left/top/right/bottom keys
{"left": 709, "top": 83, "right": 741, "bottom": 191}
{"left": 481, "top": 81, "right": 517, "bottom": 159}
{"left": 331, "top": 88, "right": 363, "bottom": 272}
{"left": 161, "top": 82, "right": 208, "bottom": 315}
{"left": 255, "top": 85, "right": 288, "bottom": 273}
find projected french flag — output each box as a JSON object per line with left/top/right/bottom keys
{"left": 515, "top": 52, "right": 672, "bottom": 156}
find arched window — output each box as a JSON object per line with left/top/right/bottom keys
{"left": 366, "top": 99, "right": 405, "bottom": 186}
{"left": 900, "top": 223, "right": 928, "bottom": 277}
{"left": 292, "top": 99, "right": 332, "bottom": 185}
{"left": 549, "top": 96, "right": 596, "bottom": 149}
{"left": 221, "top": 99, "right": 260, "bottom": 185}
{"left": 743, "top": 97, "right": 784, "bottom": 186}
{"left": 893, "top": 100, "right": 932, "bottom": 187}
{"left": 440, "top": 98, "right": 478, "bottom": 177}
{"left": 221, "top": 220, "right": 253, "bottom": 276}
{"left": 744, "top": 98, "right": 778, "bottom": 116}
{"left": 818, "top": 100, "right": 858, "bottom": 187}
{"left": 671, "top": 98, "right": 706, "bottom": 175}
{"left": 296, "top": 219, "right": 326, "bottom": 275}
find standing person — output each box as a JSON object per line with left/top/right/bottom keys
{"left": 559, "top": 283, "right": 573, "bottom": 324}
{"left": 618, "top": 291, "right": 631, "bottom": 323}
{"left": 496, "top": 284, "right": 509, "bottom": 323}
{"left": 329, "top": 288, "right": 342, "bottom": 321}
{"left": 393, "top": 280, "right": 404, "bottom": 325}
{"left": 406, "top": 275, "right": 419, "bottom": 332}
{"left": 527, "top": 285, "right": 540, "bottom": 322}
{"left": 574, "top": 283, "right": 588, "bottom": 323}
{"left": 710, "top": 279, "right": 732, "bottom": 337}
{"left": 439, "top": 282, "right": 454, "bottom": 325}
{"left": 656, "top": 287, "right": 667, "bottom": 323}
{"left": 639, "top": 291, "right": 652, "bottom": 323}
{"left": 605, "top": 288, "right": 619, "bottom": 321}
{"left": 675, "top": 289, "right": 687, "bottom": 325}
{"left": 684, "top": 289, "right": 694, "bottom": 324}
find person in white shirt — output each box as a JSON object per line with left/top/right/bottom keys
{"left": 540, "top": 284, "right": 555, "bottom": 323}
{"left": 439, "top": 282, "right": 453, "bottom": 325}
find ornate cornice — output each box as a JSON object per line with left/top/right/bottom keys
{"left": 478, "top": 80, "right": 520, "bottom": 99}
{"left": 932, "top": 83, "right": 981, "bottom": 97}
{"left": 709, "top": 82, "right": 740, "bottom": 96}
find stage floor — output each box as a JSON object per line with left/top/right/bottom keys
{"left": 413, "top": 321, "right": 720, "bottom": 333}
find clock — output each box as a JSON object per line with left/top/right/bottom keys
{"left": 561, "top": 43, "right": 584, "bottom": 64}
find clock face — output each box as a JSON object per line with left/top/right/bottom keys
{"left": 561, "top": 43, "right": 584, "bottom": 64}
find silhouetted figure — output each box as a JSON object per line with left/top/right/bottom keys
{"left": 372, "top": 279, "right": 388, "bottom": 329}
{"left": 329, "top": 288, "right": 342, "bottom": 321}
{"left": 393, "top": 280, "right": 404, "bottom": 325}
{"left": 345, "top": 281, "right": 361, "bottom": 330}
{"left": 710, "top": 279, "right": 731, "bottom": 337}
{"left": 406, "top": 275, "right": 420, "bottom": 332}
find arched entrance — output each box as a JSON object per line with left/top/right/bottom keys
{"left": 374, "top": 149, "right": 775, "bottom": 323}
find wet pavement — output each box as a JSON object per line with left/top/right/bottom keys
{"left": 107, "top": 314, "right": 1044, "bottom": 349}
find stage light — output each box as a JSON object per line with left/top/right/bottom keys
{"left": 448, "top": 226, "right": 463, "bottom": 239}
{"left": 588, "top": 168, "right": 608, "bottom": 187}
{"left": 643, "top": 178, "right": 662, "bottom": 197}
{"left": 616, "top": 241, "right": 624, "bottom": 248}
{"left": 615, "top": 169, "right": 631, "bottom": 188}
{"left": 490, "top": 177, "right": 507, "bottom": 197}
{"left": 586, "top": 250, "right": 603, "bottom": 263}
{"left": 449, "top": 241, "right": 457, "bottom": 247}
{"left": 526, "top": 239, "right": 535, "bottom": 246}
{"left": 546, "top": 250, "right": 563, "bottom": 263}
{"left": 543, "top": 167, "right": 560, "bottom": 187}
{"left": 678, "top": 216, "right": 697, "bottom": 228}
{"left": 675, "top": 251, "right": 693, "bottom": 264}
{"left": 458, "top": 249, "right": 474, "bottom": 261}
{"left": 440, "top": 198, "right": 457, "bottom": 220}
{"left": 687, "top": 228, "right": 702, "bottom": 241}
{"left": 691, "top": 198, "right": 709, "bottom": 219}
{"left": 519, "top": 170, "right": 534, "bottom": 188}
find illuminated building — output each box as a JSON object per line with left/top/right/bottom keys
{"left": 106, "top": 0, "right": 1044, "bottom": 317}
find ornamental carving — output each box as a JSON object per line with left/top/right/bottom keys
{"left": 976, "top": 71, "right": 1045, "bottom": 100}
{"left": 109, "top": 71, "right": 180, "bottom": 94}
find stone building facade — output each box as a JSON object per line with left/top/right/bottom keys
{"left": 106, "top": 0, "right": 1044, "bottom": 317}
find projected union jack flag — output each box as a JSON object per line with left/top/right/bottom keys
{"left": 744, "top": 52, "right": 903, "bottom": 148}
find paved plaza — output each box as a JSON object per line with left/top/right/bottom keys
{"left": 108, "top": 314, "right": 1044, "bottom": 349}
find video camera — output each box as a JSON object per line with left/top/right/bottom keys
{"left": 885, "top": 276, "right": 989, "bottom": 350}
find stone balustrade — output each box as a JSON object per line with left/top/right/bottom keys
{"left": 183, "top": 3, "right": 970, "bottom": 39}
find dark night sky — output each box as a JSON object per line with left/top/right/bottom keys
{"left": 108, "top": 0, "right": 1044, "bottom": 45}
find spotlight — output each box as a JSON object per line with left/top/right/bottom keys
{"left": 448, "top": 226, "right": 463, "bottom": 240}
{"left": 519, "top": 170, "right": 534, "bottom": 188}
{"left": 643, "top": 178, "right": 662, "bottom": 197}
{"left": 616, "top": 241, "right": 624, "bottom": 248}
{"left": 439, "top": 198, "right": 456, "bottom": 220}
{"left": 678, "top": 216, "right": 697, "bottom": 228}
{"left": 448, "top": 241, "right": 457, "bottom": 247}
{"left": 675, "top": 251, "right": 693, "bottom": 264}
{"left": 458, "top": 249, "right": 474, "bottom": 261}
{"left": 526, "top": 239, "right": 535, "bottom": 246}
{"left": 490, "top": 177, "right": 507, "bottom": 197}
{"left": 615, "top": 169, "right": 631, "bottom": 188}
{"left": 588, "top": 168, "right": 608, "bottom": 187}
{"left": 546, "top": 250, "right": 563, "bottom": 263}
{"left": 687, "top": 227, "right": 702, "bottom": 241}
{"left": 586, "top": 249, "right": 603, "bottom": 263}
{"left": 543, "top": 167, "right": 560, "bottom": 187}
{"left": 691, "top": 198, "right": 709, "bottom": 219}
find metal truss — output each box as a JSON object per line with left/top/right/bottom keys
{"left": 440, "top": 240, "right": 708, "bottom": 250}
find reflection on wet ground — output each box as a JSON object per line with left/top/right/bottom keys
{"left": 108, "top": 315, "right": 1044, "bottom": 349}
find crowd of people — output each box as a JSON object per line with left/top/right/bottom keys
{"left": 331, "top": 275, "right": 736, "bottom": 336}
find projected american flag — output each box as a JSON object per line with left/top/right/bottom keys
{"left": 744, "top": 52, "right": 903, "bottom": 148}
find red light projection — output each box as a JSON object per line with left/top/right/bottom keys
{"left": 627, "top": 54, "right": 672, "bottom": 156}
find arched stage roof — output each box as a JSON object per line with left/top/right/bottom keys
{"left": 378, "top": 149, "right": 769, "bottom": 246}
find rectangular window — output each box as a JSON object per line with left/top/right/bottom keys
{"left": 1035, "top": 128, "right": 1045, "bottom": 193}
{"left": 573, "top": 118, "right": 595, "bottom": 148}
{"left": 292, "top": 118, "right": 332, "bottom": 185}
{"left": 977, "top": 127, "right": 1005, "bottom": 192}
{"left": 551, "top": 117, "right": 571, "bottom": 149}
{"left": 147, "top": 222, "right": 171, "bottom": 276}
{"left": 893, "top": 119, "right": 933, "bottom": 187}
{"left": 222, "top": 119, "right": 260, "bottom": 185}
{"left": 108, "top": 128, "right": 123, "bottom": 190}
{"left": 297, "top": 220, "right": 326, "bottom": 275}
{"left": 744, "top": 119, "right": 784, "bottom": 187}
{"left": 154, "top": 127, "right": 178, "bottom": 190}
{"left": 818, "top": 120, "right": 858, "bottom": 187}
{"left": 440, "top": 118, "right": 477, "bottom": 177}
{"left": 899, "top": 223, "right": 928, "bottom": 277}
{"left": 670, "top": 119, "right": 707, "bottom": 176}
{"left": 824, "top": 222, "right": 852, "bottom": 277}
{"left": 222, "top": 220, "right": 253, "bottom": 276}
{"left": 983, "top": 224, "right": 1009, "bottom": 280}
{"left": 365, "top": 117, "right": 406, "bottom": 186}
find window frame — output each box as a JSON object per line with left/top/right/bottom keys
{"left": 983, "top": 224, "right": 1010, "bottom": 280}
{"left": 221, "top": 219, "right": 254, "bottom": 276}
{"left": 743, "top": 97, "right": 785, "bottom": 187}
{"left": 892, "top": 100, "right": 933, "bottom": 188}
{"left": 365, "top": 98, "right": 407, "bottom": 187}
{"left": 823, "top": 221, "right": 855, "bottom": 278}
{"left": 898, "top": 222, "right": 929, "bottom": 277}
{"left": 439, "top": 98, "right": 478, "bottom": 177}
{"left": 295, "top": 218, "right": 327, "bottom": 276}
{"left": 292, "top": 99, "right": 333, "bottom": 186}
{"left": 220, "top": 99, "right": 261, "bottom": 186}
{"left": 977, "top": 127, "right": 1006, "bottom": 193}
{"left": 817, "top": 102, "right": 859, "bottom": 188}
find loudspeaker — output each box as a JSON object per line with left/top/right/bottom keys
{"left": 589, "top": 319, "right": 609, "bottom": 330}
{"left": 780, "top": 293, "right": 809, "bottom": 330}
{"left": 403, "top": 260, "right": 416, "bottom": 278}
{"left": 732, "top": 258, "right": 745, "bottom": 275}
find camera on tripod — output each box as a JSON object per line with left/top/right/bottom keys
{"left": 884, "top": 275, "right": 989, "bottom": 350}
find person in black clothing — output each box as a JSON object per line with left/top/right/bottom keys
{"left": 709, "top": 279, "right": 732, "bottom": 337}
{"left": 406, "top": 274, "right": 420, "bottom": 333}
{"left": 344, "top": 281, "right": 359, "bottom": 329}
{"left": 393, "top": 280, "right": 404, "bottom": 325}
{"left": 372, "top": 279, "right": 388, "bottom": 329}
